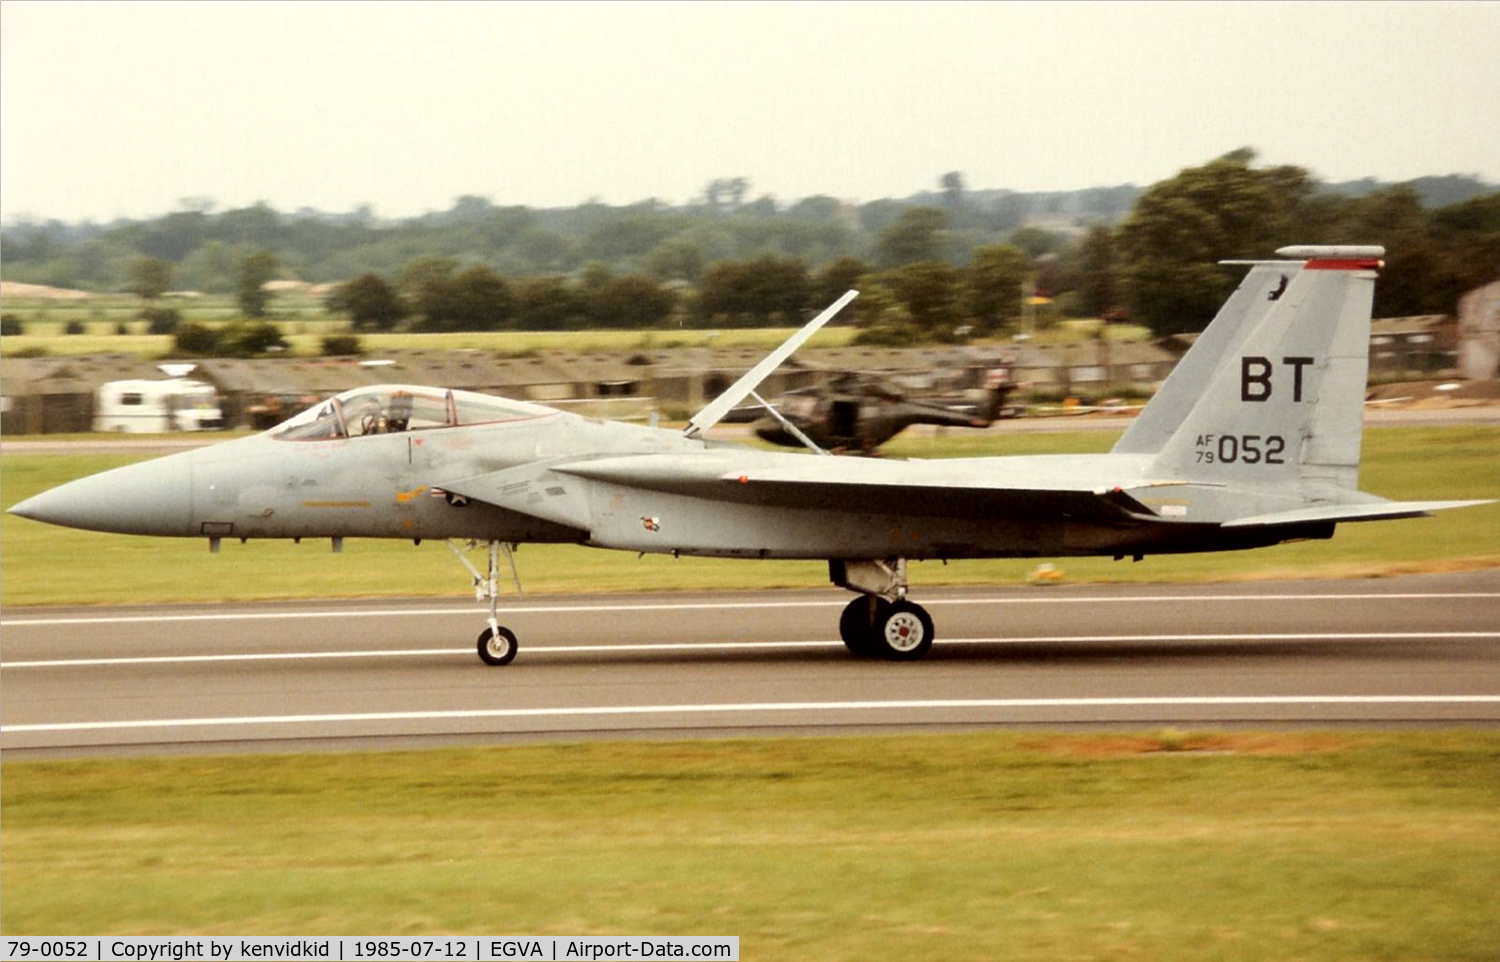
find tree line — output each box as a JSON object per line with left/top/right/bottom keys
{"left": 4, "top": 155, "right": 1497, "bottom": 343}
{"left": 322, "top": 247, "right": 1032, "bottom": 346}
{"left": 2, "top": 176, "right": 1137, "bottom": 293}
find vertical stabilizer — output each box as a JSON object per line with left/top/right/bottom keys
{"left": 1113, "top": 262, "right": 1298, "bottom": 454}
{"left": 1146, "top": 247, "right": 1383, "bottom": 499}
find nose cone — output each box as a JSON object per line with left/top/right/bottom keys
{"left": 8, "top": 452, "right": 195, "bottom": 536}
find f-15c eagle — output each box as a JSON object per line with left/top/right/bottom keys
{"left": 10, "top": 246, "right": 1488, "bottom": 664}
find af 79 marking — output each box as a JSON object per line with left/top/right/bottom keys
{"left": 1194, "top": 434, "right": 1287, "bottom": 465}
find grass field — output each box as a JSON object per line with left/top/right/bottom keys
{"left": 0, "top": 324, "right": 862, "bottom": 359}
{"left": 3, "top": 291, "right": 865, "bottom": 356}
{"left": 0, "top": 291, "right": 1148, "bottom": 357}
{"left": 2, "top": 426, "right": 1497, "bottom": 607}
{"left": 3, "top": 731, "right": 1498, "bottom": 958}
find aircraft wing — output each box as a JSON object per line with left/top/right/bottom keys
{"left": 551, "top": 453, "right": 1160, "bottom": 523}
{"left": 434, "top": 453, "right": 1492, "bottom": 539}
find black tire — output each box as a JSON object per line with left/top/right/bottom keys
{"left": 477, "top": 625, "right": 518, "bottom": 666}
{"left": 838, "top": 596, "right": 885, "bottom": 657}
{"left": 870, "top": 600, "right": 934, "bottom": 661}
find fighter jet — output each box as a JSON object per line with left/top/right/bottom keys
{"left": 10, "top": 248, "right": 1489, "bottom": 664}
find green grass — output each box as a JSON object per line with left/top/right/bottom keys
{"left": 1, "top": 289, "right": 1133, "bottom": 357}
{"left": 1, "top": 289, "right": 863, "bottom": 358}
{"left": 3, "top": 731, "right": 1498, "bottom": 958}
{"left": 2, "top": 427, "right": 1496, "bottom": 607}
{"left": 0, "top": 324, "right": 861, "bottom": 358}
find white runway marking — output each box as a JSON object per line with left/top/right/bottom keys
{"left": 7, "top": 695, "right": 1500, "bottom": 734}
{"left": 5, "top": 591, "right": 1498, "bottom": 627}
{"left": 3, "top": 632, "right": 1499, "bottom": 669}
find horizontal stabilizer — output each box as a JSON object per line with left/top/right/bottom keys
{"left": 1222, "top": 499, "right": 1492, "bottom": 528}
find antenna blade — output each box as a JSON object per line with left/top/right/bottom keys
{"left": 684, "top": 289, "right": 857, "bottom": 438}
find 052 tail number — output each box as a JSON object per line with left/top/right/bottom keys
{"left": 1194, "top": 434, "right": 1286, "bottom": 465}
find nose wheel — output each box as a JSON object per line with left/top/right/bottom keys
{"left": 478, "top": 624, "right": 518, "bottom": 666}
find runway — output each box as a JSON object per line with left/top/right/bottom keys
{"left": 3, "top": 570, "right": 1499, "bottom": 757}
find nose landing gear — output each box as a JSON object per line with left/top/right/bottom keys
{"left": 449, "top": 540, "right": 522, "bottom": 666}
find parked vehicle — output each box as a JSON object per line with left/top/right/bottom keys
{"left": 94, "top": 378, "right": 224, "bottom": 433}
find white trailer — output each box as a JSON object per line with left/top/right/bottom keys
{"left": 94, "top": 378, "right": 225, "bottom": 433}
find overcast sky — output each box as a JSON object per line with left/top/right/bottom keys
{"left": 3, "top": 1, "right": 1498, "bottom": 224}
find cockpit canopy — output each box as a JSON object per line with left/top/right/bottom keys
{"left": 272, "top": 385, "right": 551, "bottom": 441}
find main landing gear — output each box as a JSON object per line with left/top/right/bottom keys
{"left": 448, "top": 540, "right": 522, "bottom": 666}
{"left": 830, "top": 558, "right": 934, "bottom": 660}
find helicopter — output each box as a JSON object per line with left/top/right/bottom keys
{"left": 748, "top": 367, "right": 1020, "bottom": 454}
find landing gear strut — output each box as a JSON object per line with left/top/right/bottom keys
{"left": 449, "top": 540, "right": 522, "bottom": 666}
{"left": 830, "top": 558, "right": 935, "bottom": 660}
